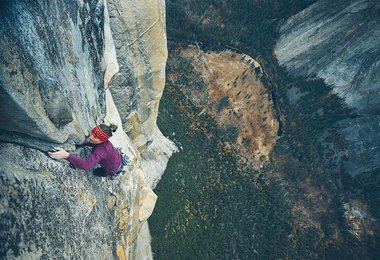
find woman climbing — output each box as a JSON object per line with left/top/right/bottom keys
{"left": 48, "top": 123, "right": 129, "bottom": 179}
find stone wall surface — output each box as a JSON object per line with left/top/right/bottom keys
{"left": 107, "top": 0, "right": 168, "bottom": 150}
{"left": 0, "top": 0, "right": 170, "bottom": 259}
{"left": 275, "top": 0, "right": 380, "bottom": 114}
{"left": 107, "top": 0, "right": 176, "bottom": 186}
{"left": 275, "top": 0, "right": 380, "bottom": 175}
{"left": 0, "top": 0, "right": 106, "bottom": 143}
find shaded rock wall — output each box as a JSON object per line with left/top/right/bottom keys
{"left": 338, "top": 115, "right": 380, "bottom": 175}
{"left": 275, "top": 0, "right": 380, "bottom": 114}
{"left": 275, "top": 0, "right": 380, "bottom": 175}
{"left": 0, "top": 0, "right": 106, "bottom": 143}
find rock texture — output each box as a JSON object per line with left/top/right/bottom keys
{"left": 275, "top": 0, "right": 380, "bottom": 114}
{"left": 0, "top": 0, "right": 106, "bottom": 143}
{"left": 107, "top": 0, "right": 176, "bottom": 186}
{"left": 275, "top": 0, "right": 380, "bottom": 175}
{"left": 0, "top": 90, "right": 158, "bottom": 259}
{"left": 338, "top": 115, "right": 380, "bottom": 175}
{"left": 107, "top": 0, "right": 168, "bottom": 150}
{"left": 0, "top": 0, "right": 172, "bottom": 258}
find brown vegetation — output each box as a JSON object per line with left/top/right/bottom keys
{"left": 180, "top": 46, "right": 278, "bottom": 168}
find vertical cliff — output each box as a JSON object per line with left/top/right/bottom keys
{"left": 275, "top": 0, "right": 380, "bottom": 175}
{"left": 107, "top": 0, "right": 167, "bottom": 146}
{"left": 107, "top": 0, "right": 177, "bottom": 187}
{"left": 0, "top": 0, "right": 105, "bottom": 143}
{"left": 0, "top": 0, "right": 173, "bottom": 258}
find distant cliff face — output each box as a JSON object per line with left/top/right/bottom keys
{"left": 275, "top": 0, "right": 380, "bottom": 114}
{"left": 0, "top": 0, "right": 171, "bottom": 259}
{"left": 275, "top": 0, "right": 380, "bottom": 175}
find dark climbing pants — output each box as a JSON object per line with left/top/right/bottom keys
{"left": 93, "top": 167, "right": 108, "bottom": 177}
{"left": 93, "top": 164, "right": 124, "bottom": 179}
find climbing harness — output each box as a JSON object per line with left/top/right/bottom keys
{"left": 116, "top": 147, "right": 130, "bottom": 166}
{"left": 109, "top": 147, "right": 131, "bottom": 180}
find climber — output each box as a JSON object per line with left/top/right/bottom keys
{"left": 48, "top": 123, "right": 130, "bottom": 179}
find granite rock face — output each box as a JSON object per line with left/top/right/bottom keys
{"left": 0, "top": 0, "right": 106, "bottom": 143}
{"left": 107, "top": 0, "right": 168, "bottom": 150}
{"left": 275, "top": 0, "right": 380, "bottom": 114}
{"left": 107, "top": 0, "right": 176, "bottom": 186}
{"left": 338, "top": 115, "right": 380, "bottom": 175}
{"left": 0, "top": 0, "right": 170, "bottom": 258}
{"left": 0, "top": 128, "right": 156, "bottom": 259}
{"left": 0, "top": 143, "right": 117, "bottom": 259}
{"left": 275, "top": 0, "right": 380, "bottom": 175}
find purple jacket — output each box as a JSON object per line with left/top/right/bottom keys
{"left": 66, "top": 140, "right": 122, "bottom": 174}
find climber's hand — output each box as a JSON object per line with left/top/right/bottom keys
{"left": 48, "top": 147, "right": 70, "bottom": 159}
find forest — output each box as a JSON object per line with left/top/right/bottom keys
{"left": 149, "top": 1, "right": 380, "bottom": 259}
